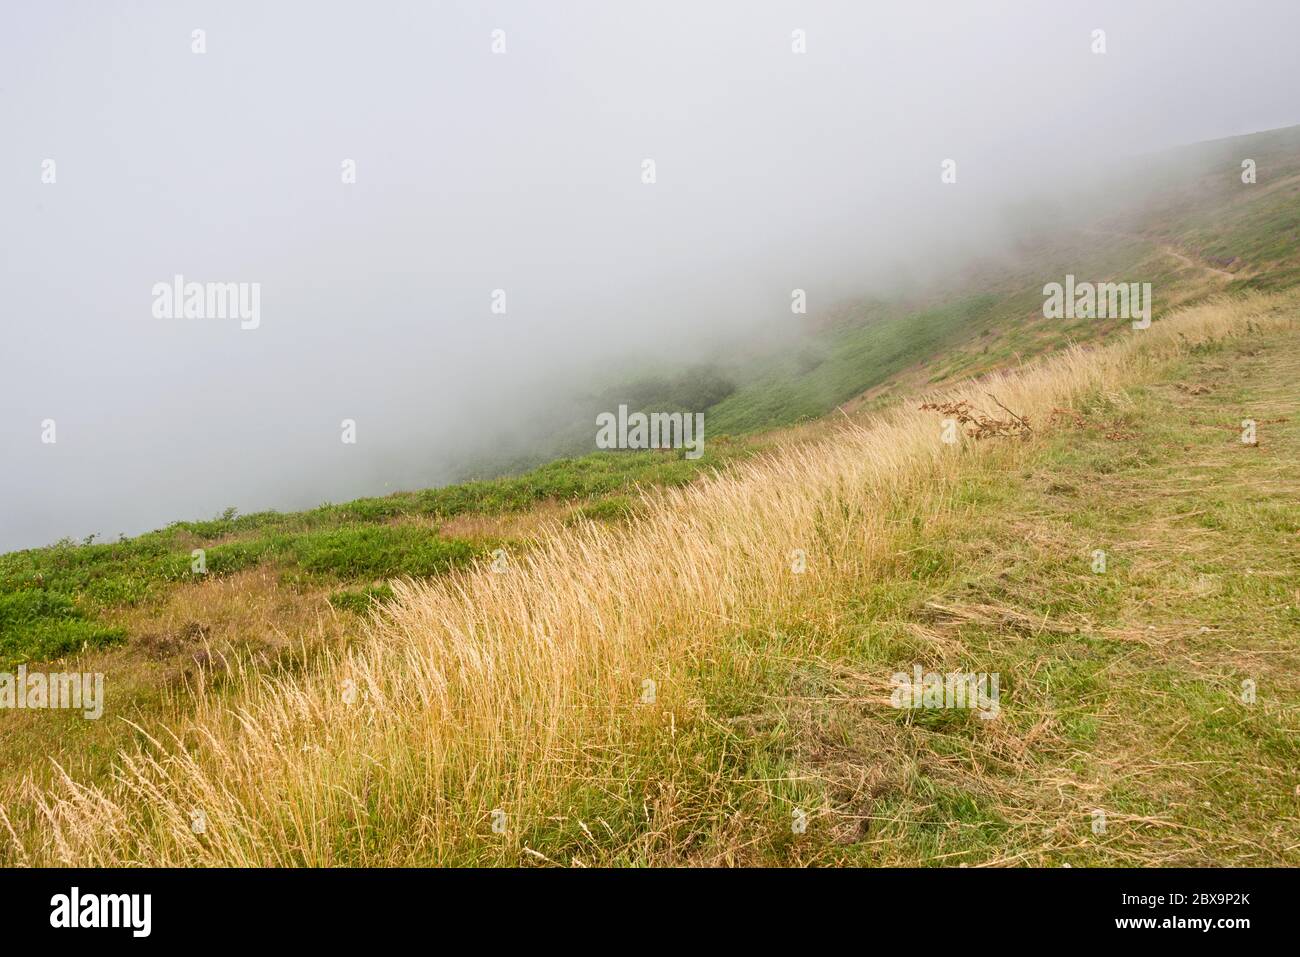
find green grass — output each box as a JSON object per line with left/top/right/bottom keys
{"left": 0, "top": 590, "right": 126, "bottom": 665}
{"left": 293, "top": 526, "right": 481, "bottom": 579}
{"left": 706, "top": 294, "right": 1002, "bottom": 433}
{"left": 565, "top": 495, "right": 644, "bottom": 525}
{"left": 328, "top": 584, "right": 396, "bottom": 616}
{"left": 1113, "top": 126, "right": 1300, "bottom": 291}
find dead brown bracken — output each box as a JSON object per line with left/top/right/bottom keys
{"left": 920, "top": 393, "right": 1033, "bottom": 440}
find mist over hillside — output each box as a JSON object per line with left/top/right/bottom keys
{"left": 3, "top": 1, "right": 1300, "bottom": 551}
{"left": 5, "top": 2, "right": 1300, "bottom": 900}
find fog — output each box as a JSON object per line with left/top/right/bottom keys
{"left": 2, "top": 0, "right": 1298, "bottom": 551}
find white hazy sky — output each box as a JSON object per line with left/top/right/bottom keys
{"left": 2, "top": 0, "right": 1298, "bottom": 550}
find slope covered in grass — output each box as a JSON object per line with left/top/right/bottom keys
{"left": 5, "top": 126, "right": 1300, "bottom": 676}
{"left": 4, "top": 291, "right": 1293, "bottom": 866}
{"left": 0, "top": 443, "right": 748, "bottom": 669}
{"left": 3, "top": 128, "right": 1300, "bottom": 868}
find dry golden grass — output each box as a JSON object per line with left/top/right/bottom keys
{"left": 0, "top": 566, "right": 349, "bottom": 799}
{"left": 2, "top": 292, "right": 1293, "bottom": 866}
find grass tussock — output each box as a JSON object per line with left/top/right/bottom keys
{"left": 2, "top": 292, "right": 1294, "bottom": 866}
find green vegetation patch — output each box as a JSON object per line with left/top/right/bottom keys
{"left": 0, "top": 590, "right": 126, "bottom": 666}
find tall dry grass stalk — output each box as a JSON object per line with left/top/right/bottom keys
{"left": 3, "top": 292, "right": 1292, "bottom": 866}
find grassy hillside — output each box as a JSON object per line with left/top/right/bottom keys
{"left": 2, "top": 126, "right": 1299, "bottom": 866}
{"left": 1118, "top": 125, "right": 1300, "bottom": 292}
{"left": 4, "top": 291, "right": 1293, "bottom": 865}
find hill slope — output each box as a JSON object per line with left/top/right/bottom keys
{"left": 3, "top": 127, "right": 1300, "bottom": 865}
{"left": 3, "top": 290, "right": 1297, "bottom": 865}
